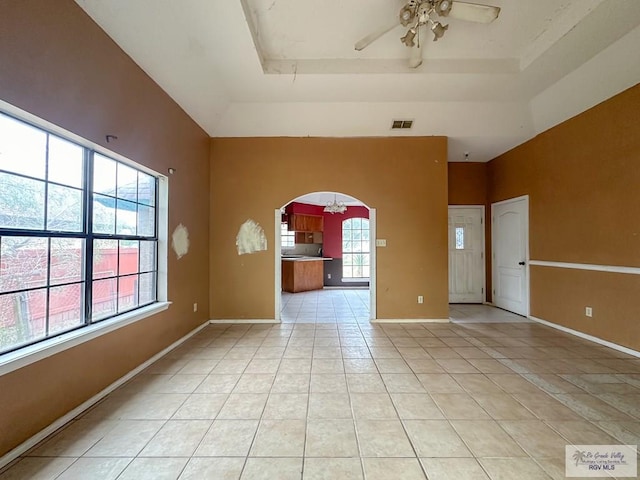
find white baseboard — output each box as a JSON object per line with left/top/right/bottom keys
{"left": 371, "top": 318, "right": 450, "bottom": 324}
{"left": 528, "top": 315, "right": 640, "bottom": 359}
{"left": 209, "top": 319, "right": 280, "bottom": 324}
{"left": 0, "top": 320, "right": 211, "bottom": 470}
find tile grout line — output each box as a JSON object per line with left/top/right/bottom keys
{"left": 7, "top": 298, "right": 640, "bottom": 479}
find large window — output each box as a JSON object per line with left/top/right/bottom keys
{"left": 0, "top": 112, "right": 159, "bottom": 355}
{"left": 342, "top": 217, "right": 370, "bottom": 279}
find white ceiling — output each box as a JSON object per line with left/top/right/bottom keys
{"left": 292, "top": 192, "right": 363, "bottom": 208}
{"left": 75, "top": 0, "right": 640, "bottom": 162}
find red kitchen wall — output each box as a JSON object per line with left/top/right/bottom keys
{"left": 286, "top": 202, "right": 324, "bottom": 216}
{"left": 285, "top": 202, "right": 370, "bottom": 258}
{"left": 322, "top": 206, "right": 370, "bottom": 258}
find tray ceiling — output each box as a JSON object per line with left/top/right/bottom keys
{"left": 75, "top": 0, "right": 640, "bottom": 162}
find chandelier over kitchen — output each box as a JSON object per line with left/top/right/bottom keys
{"left": 324, "top": 195, "right": 347, "bottom": 214}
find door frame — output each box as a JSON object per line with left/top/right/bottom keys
{"left": 369, "top": 208, "right": 377, "bottom": 320}
{"left": 274, "top": 207, "right": 377, "bottom": 322}
{"left": 448, "top": 205, "right": 486, "bottom": 304}
{"left": 491, "top": 195, "right": 530, "bottom": 316}
{"left": 274, "top": 208, "right": 282, "bottom": 322}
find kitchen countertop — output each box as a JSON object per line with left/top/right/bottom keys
{"left": 281, "top": 256, "right": 332, "bottom": 262}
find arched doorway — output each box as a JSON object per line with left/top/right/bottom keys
{"left": 274, "top": 192, "right": 376, "bottom": 322}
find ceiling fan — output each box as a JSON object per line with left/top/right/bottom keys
{"left": 355, "top": 0, "right": 501, "bottom": 68}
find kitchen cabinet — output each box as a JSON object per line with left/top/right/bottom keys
{"left": 288, "top": 213, "right": 323, "bottom": 232}
{"left": 295, "top": 231, "right": 323, "bottom": 244}
{"left": 281, "top": 259, "right": 324, "bottom": 293}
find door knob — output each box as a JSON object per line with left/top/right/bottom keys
{"left": 518, "top": 261, "right": 526, "bottom": 266}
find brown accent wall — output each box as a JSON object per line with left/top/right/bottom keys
{"left": 0, "top": 0, "right": 210, "bottom": 456}
{"left": 488, "top": 83, "right": 640, "bottom": 351}
{"left": 448, "top": 162, "right": 489, "bottom": 302}
{"left": 448, "top": 162, "right": 487, "bottom": 206}
{"left": 210, "top": 137, "right": 449, "bottom": 320}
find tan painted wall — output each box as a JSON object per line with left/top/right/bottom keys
{"left": 448, "top": 162, "right": 487, "bottom": 206}
{"left": 488, "top": 83, "right": 640, "bottom": 351}
{"left": 531, "top": 267, "right": 640, "bottom": 349}
{"left": 210, "top": 137, "right": 449, "bottom": 320}
{"left": 2, "top": 0, "right": 635, "bottom": 462}
{"left": 0, "top": 0, "right": 210, "bottom": 456}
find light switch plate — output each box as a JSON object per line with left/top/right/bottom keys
{"left": 376, "top": 239, "right": 387, "bottom": 247}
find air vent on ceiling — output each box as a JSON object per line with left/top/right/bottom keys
{"left": 392, "top": 119, "right": 413, "bottom": 129}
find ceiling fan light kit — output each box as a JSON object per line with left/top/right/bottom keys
{"left": 430, "top": 21, "right": 449, "bottom": 41}
{"left": 355, "top": 0, "right": 500, "bottom": 68}
{"left": 435, "top": 0, "right": 453, "bottom": 16}
{"left": 401, "top": 28, "right": 417, "bottom": 47}
{"left": 400, "top": 5, "right": 414, "bottom": 26}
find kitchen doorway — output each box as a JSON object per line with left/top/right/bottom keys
{"left": 281, "top": 288, "right": 370, "bottom": 324}
{"left": 274, "top": 192, "right": 376, "bottom": 322}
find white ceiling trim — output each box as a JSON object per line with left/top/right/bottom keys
{"left": 259, "top": 58, "right": 521, "bottom": 76}
{"left": 519, "top": 0, "right": 605, "bottom": 70}
{"left": 531, "top": 24, "right": 640, "bottom": 135}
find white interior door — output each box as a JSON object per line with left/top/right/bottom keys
{"left": 448, "top": 207, "right": 484, "bottom": 303}
{"left": 492, "top": 196, "right": 529, "bottom": 316}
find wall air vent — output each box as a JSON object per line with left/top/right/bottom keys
{"left": 391, "top": 119, "right": 413, "bottom": 129}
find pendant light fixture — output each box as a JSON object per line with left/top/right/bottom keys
{"left": 324, "top": 194, "right": 347, "bottom": 214}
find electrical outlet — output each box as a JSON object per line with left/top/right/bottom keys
{"left": 417, "top": 295, "right": 424, "bottom": 304}
{"left": 585, "top": 306, "right": 592, "bottom": 317}
{"left": 328, "top": 273, "right": 331, "bottom": 279}
{"left": 193, "top": 303, "right": 198, "bottom": 313}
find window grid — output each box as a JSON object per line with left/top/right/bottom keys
{"left": 0, "top": 111, "right": 159, "bottom": 355}
{"left": 342, "top": 217, "right": 370, "bottom": 279}
{"left": 281, "top": 223, "right": 294, "bottom": 248}
{"left": 455, "top": 227, "right": 465, "bottom": 249}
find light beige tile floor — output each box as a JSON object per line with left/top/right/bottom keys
{"left": 1, "top": 290, "right": 639, "bottom": 479}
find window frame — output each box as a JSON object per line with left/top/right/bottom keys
{"left": 342, "top": 217, "right": 370, "bottom": 279}
{"left": 280, "top": 222, "right": 295, "bottom": 249}
{"left": 455, "top": 226, "right": 465, "bottom": 249}
{"left": 0, "top": 101, "right": 170, "bottom": 376}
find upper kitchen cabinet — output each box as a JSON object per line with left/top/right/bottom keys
{"left": 288, "top": 213, "right": 323, "bottom": 232}
{"left": 295, "top": 231, "right": 323, "bottom": 244}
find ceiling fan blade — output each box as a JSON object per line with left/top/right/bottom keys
{"left": 408, "top": 26, "right": 425, "bottom": 68}
{"left": 355, "top": 20, "right": 400, "bottom": 51}
{"left": 449, "top": 1, "right": 500, "bottom": 23}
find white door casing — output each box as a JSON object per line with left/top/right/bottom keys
{"left": 448, "top": 206, "right": 485, "bottom": 303}
{"left": 369, "top": 208, "right": 377, "bottom": 320}
{"left": 492, "top": 196, "right": 529, "bottom": 316}
{"left": 274, "top": 208, "right": 282, "bottom": 322}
